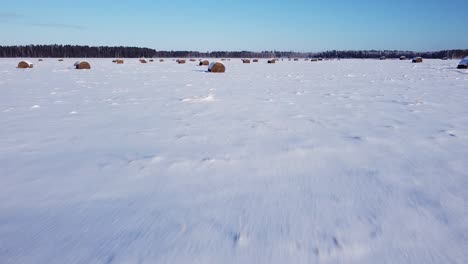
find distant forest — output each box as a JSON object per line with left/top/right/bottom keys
{"left": 1, "top": 45, "right": 467, "bottom": 59}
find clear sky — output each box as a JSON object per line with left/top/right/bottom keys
{"left": 0, "top": 0, "right": 466, "bottom": 51}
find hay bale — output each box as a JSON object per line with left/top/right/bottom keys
{"left": 457, "top": 56, "right": 468, "bottom": 69}
{"left": 208, "top": 62, "right": 225, "bottom": 73}
{"left": 221, "top": 58, "right": 226, "bottom": 61}
{"left": 177, "top": 59, "right": 186, "bottom": 64}
{"left": 412, "top": 57, "right": 423, "bottom": 63}
{"left": 189, "top": 59, "right": 196, "bottom": 62}
{"left": 294, "top": 58, "right": 299, "bottom": 61}
{"left": 18, "top": 61, "right": 33, "bottom": 69}
{"left": 311, "top": 58, "right": 318, "bottom": 62}
{"left": 318, "top": 58, "right": 323, "bottom": 61}
{"left": 253, "top": 59, "right": 259, "bottom": 62}
{"left": 58, "top": 59, "right": 64, "bottom": 62}
{"left": 149, "top": 59, "right": 154, "bottom": 62}
{"left": 199, "top": 60, "right": 210, "bottom": 66}
{"left": 242, "top": 59, "right": 251, "bottom": 64}
{"left": 140, "top": 58, "right": 148, "bottom": 63}
{"left": 400, "top": 56, "right": 407, "bottom": 60}
{"left": 267, "top": 59, "right": 276, "bottom": 64}
{"left": 116, "top": 59, "right": 124, "bottom": 64}
{"left": 159, "top": 59, "right": 164, "bottom": 62}
{"left": 74, "top": 61, "right": 91, "bottom": 70}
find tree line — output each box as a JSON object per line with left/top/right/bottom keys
{"left": 0, "top": 45, "right": 467, "bottom": 59}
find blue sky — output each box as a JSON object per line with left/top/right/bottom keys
{"left": 0, "top": 0, "right": 466, "bottom": 51}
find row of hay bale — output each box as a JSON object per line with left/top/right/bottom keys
{"left": 19, "top": 57, "right": 468, "bottom": 71}
{"left": 17, "top": 60, "right": 91, "bottom": 69}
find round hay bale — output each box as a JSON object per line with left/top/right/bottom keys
{"left": 267, "top": 59, "right": 276, "bottom": 64}
{"left": 412, "top": 57, "right": 423, "bottom": 63}
{"left": 159, "top": 59, "right": 164, "bottom": 62}
{"left": 177, "top": 59, "right": 186, "bottom": 64}
{"left": 208, "top": 62, "right": 225, "bottom": 73}
{"left": 457, "top": 57, "right": 468, "bottom": 69}
{"left": 18, "top": 61, "right": 33, "bottom": 69}
{"left": 199, "top": 60, "right": 210, "bottom": 66}
{"left": 318, "top": 58, "right": 323, "bottom": 61}
{"left": 400, "top": 56, "right": 407, "bottom": 60}
{"left": 149, "top": 59, "right": 154, "bottom": 62}
{"left": 311, "top": 58, "right": 318, "bottom": 62}
{"left": 242, "top": 59, "right": 251, "bottom": 64}
{"left": 58, "top": 59, "right": 64, "bottom": 62}
{"left": 253, "top": 59, "right": 259, "bottom": 62}
{"left": 140, "top": 58, "right": 148, "bottom": 63}
{"left": 116, "top": 59, "right": 124, "bottom": 64}
{"left": 74, "top": 61, "right": 91, "bottom": 70}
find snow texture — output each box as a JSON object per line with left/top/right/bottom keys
{"left": 0, "top": 58, "right": 467, "bottom": 264}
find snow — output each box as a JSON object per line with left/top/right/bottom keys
{"left": 0, "top": 58, "right": 467, "bottom": 264}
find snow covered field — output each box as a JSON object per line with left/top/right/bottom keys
{"left": 1, "top": 58, "right": 467, "bottom": 264}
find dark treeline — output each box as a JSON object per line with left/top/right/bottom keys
{"left": 1, "top": 45, "right": 467, "bottom": 59}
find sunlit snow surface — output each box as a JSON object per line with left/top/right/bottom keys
{"left": 1, "top": 58, "right": 467, "bottom": 264}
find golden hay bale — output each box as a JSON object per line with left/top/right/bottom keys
{"left": 253, "top": 59, "right": 259, "bottom": 62}
{"left": 18, "top": 61, "right": 33, "bottom": 69}
{"left": 116, "top": 59, "right": 124, "bottom": 64}
{"left": 267, "top": 59, "right": 276, "bottom": 64}
{"left": 74, "top": 61, "right": 91, "bottom": 70}
{"left": 177, "top": 59, "right": 186, "bottom": 64}
{"left": 412, "top": 57, "right": 423, "bottom": 63}
{"left": 208, "top": 62, "right": 225, "bottom": 73}
{"left": 400, "top": 56, "right": 407, "bottom": 60}
{"left": 242, "top": 59, "right": 251, "bottom": 63}
{"left": 159, "top": 59, "right": 164, "bottom": 62}
{"left": 199, "top": 60, "right": 210, "bottom": 66}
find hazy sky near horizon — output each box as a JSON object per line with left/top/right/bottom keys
{"left": 0, "top": 0, "right": 466, "bottom": 51}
